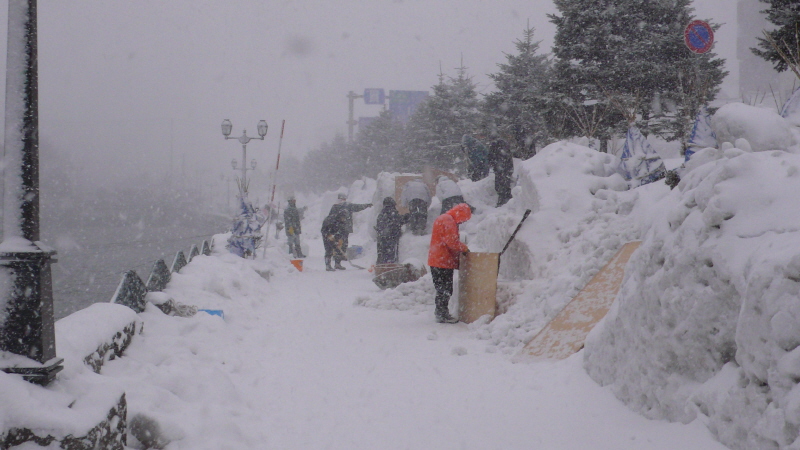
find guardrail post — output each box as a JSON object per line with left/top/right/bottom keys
{"left": 111, "top": 271, "right": 147, "bottom": 313}
{"left": 188, "top": 244, "right": 200, "bottom": 262}
{"left": 145, "top": 260, "right": 170, "bottom": 292}
{"left": 170, "top": 251, "right": 187, "bottom": 273}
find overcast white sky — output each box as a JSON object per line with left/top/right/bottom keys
{"left": 0, "top": 0, "right": 737, "bottom": 187}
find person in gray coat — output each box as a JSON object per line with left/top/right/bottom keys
{"left": 435, "top": 176, "right": 466, "bottom": 215}
{"left": 327, "top": 192, "right": 373, "bottom": 269}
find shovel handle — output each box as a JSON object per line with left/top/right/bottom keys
{"left": 500, "top": 209, "right": 532, "bottom": 256}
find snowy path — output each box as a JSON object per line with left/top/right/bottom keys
{"left": 104, "top": 247, "right": 726, "bottom": 449}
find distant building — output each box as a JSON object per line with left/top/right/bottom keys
{"left": 737, "top": 0, "right": 794, "bottom": 99}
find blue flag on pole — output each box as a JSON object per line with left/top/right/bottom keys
{"left": 685, "top": 107, "right": 717, "bottom": 161}
{"left": 227, "top": 197, "right": 267, "bottom": 258}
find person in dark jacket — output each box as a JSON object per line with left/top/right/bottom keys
{"left": 462, "top": 133, "right": 490, "bottom": 181}
{"left": 488, "top": 136, "right": 514, "bottom": 207}
{"left": 399, "top": 179, "right": 431, "bottom": 235}
{"left": 375, "top": 197, "right": 409, "bottom": 264}
{"left": 326, "top": 193, "right": 373, "bottom": 270}
{"left": 284, "top": 198, "right": 304, "bottom": 258}
{"left": 321, "top": 208, "right": 348, "bottom": 271}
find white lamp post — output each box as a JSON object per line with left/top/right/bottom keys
{"left": 222, "top": 119, "right": 267, "bottom": 197}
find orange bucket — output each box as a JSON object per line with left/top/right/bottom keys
{"left": 290, "top": 259, "right": 303, "bottom": 272}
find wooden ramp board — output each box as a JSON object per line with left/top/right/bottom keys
{"left": 515, "top": 241, "right": 642, "bottom": 361}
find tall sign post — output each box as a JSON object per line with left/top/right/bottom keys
{"left": 346, "top": 90, "right": 364, "bottom": 141}
{"left": 0, "top": 0, "right": 63, "bottom": 384}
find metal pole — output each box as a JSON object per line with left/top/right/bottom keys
{"left": 241, "top": 142, "right": 247, "bottom": 195}
{"left": 346, "top": 91, "right": 362, "bottom": 142}
{"left": 0, "top": 0, "right": 62, "bottom": 384}
{"left": 269, "top": 120, "right": 285, "bottom": 204}
{"left": 263, "top": 120, "right": 286, "bottom": 257}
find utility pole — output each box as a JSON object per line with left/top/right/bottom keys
{"left": 346, "top": 90, "right": 363, "bottom": 142}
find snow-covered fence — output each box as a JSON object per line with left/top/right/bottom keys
{"left": 0, "top": 393, "right": 127, "bottom": 450}
{"left": 0, "top": 238, "right": 215, "bottom": 449}
{"left": 111, "top": 239, "right": 213, "bottom": 314}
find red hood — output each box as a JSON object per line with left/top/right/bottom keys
{"left": 447, "top": 203, "right": 472, "bottom": 224}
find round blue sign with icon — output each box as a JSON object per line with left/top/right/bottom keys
{"left": 684, "top": 20, "right": 714, "bottom": 54}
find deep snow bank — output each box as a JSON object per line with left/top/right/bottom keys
{"left": 584, "top": 146, "right": 800, "bottom": 448}
{"left": 711, "top": 102, "right": 799, "bottom": 153}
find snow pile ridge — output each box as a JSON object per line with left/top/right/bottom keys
{"left": 711, "top": 102, "right": 798, "bottom": 153}
{"left": 470, "top": 142, "right": 637, "bottom": 351}
{"left": 584, "top": 149, "right": 800, "bottom": 449}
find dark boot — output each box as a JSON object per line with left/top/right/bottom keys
{"left": 435, "top": 295, "right": 458, "bottom": 323}
{"left": 334, "top": 259, "right": 346, "bottom": 270}
{"left": 325, "top": 256, "right": 334, "bottom": 271}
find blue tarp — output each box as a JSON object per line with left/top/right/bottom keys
{"left": 781, "top": 87, "right": 800, "bottom": 122}
{"left": 685, "top": 106, "right": 717, "bottom": 161}
{"left": 618, "top": 126, "right": 666, "bottom": 188}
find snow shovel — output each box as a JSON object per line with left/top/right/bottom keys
{"left": 333, "top": 241, "right": 366, "bottom": 270}
{"left": 498, "top": 209, "right": 532, "bottom": 269}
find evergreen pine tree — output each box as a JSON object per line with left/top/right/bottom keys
{"left": 406, "top": 64, "right": 482, "bottom": 173}
{"left": 300, "top": 134, "right": 355, "bottom": 192}
{"left": 352, "top": 109, "right": 406, "bottom": 176}
{"left": 483, "top": 24, "right": 551, "bottom": 159}
{"left": 752, "top": 0, "right": 800, "bottom": 76}
{"left": 548, "top": 0, "right": 726, "bottom": 145}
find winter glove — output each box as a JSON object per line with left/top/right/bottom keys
{"left": 326, "top": 235, "right": 335, "bottom": 241}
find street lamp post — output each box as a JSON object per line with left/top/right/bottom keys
{"left": 222, "top": 119, "right": 267, "bottom": 197}
{"left": 0, "top": 0, "right": 63, "bottom": 384}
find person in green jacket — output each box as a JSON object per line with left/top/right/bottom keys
{"left": 284, "top": 198, "right": 304, "bottom": 258}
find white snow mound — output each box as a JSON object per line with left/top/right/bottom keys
{"left": 584, "top": 149, "right": 800, "bottom": 449}
{"left": 711, "top": 103, "right": 798, "bottom": 153}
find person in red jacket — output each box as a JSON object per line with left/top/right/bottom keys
{"left": 427, "top": 203, "right": 472, "bottom": 323}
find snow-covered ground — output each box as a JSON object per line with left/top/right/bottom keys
{"left": 7, "top": 100, "right": 800, "bottom": 448}
{"left": 1, "top": 240, "right": 723, "bottom": 449}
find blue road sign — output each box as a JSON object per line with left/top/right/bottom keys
{"left": 389, "top": 90, "right": 428, "bottom": 124}
{"left": 684, "top": 20, "right": 714, "bottom": 54}
{"left": 364, "top": 88, "right": 385, "bottom": 105}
